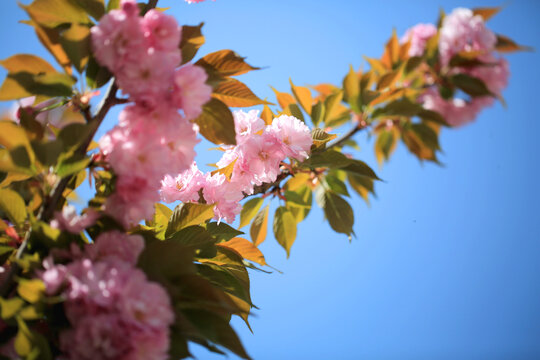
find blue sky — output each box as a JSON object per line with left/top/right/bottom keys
{"left": 1, "top": 1, "right": 540, "bottom": 359}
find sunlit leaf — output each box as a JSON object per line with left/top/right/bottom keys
{"left": 20, "top": 20, "right": 72, "bottom": 73}
{"left": 375, "top": 127, "right": 399, "bottom": 165}
{"left": 472, "top": 6, "right": 501, "bottom": 21}
{"left": 260, "top": 105, "right": 274, "bottom": 126}
{"left": 166, "top": 203, "right": 216, "bottom": 237}
{"left": 219, "top": 237, "right": 267, "bottom": 266}
{"left": 324, "top": 174, "right": 349, "bottom": 197}
{"left": 347, "top": 174, "right": 375, "bottom": 205}
{"left": 284, "top": 186, "right": 312, "bottom": 223}
{"left": 196, "top": 50, "right": 260, "bottom": 78}
{"left": 213, "top": 78, "right": 271, "bottom": 108}
{"left": 20, "top": 0, "right": 90, "bottom": 28}
{"left": 210, "top": 158, "right": 236, "bottom": 180}
{"left": 271, "top": 87, "right": 295, "bottom": 109}
{"left": 194, "top": 98, "right": 236, "bottom": 145}
{"left": 290, "top": 79, "right": 313, "bottom": 115}
{"left": 59, "top": 23, "right": 91, "bottom": 73}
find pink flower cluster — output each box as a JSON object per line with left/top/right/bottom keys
{"left": 40, "top": 231, "right": 174, "bottom": 360}
{"left": 91, "top": 0, "right": 211, "bottom": 227}
{"left": 402, "top": 8, "right": 509, "bottom": 126}
{"left": 161, "top": 110, "right": 312, "bottom": 223}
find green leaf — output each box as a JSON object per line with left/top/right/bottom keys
{"left": 451, "top": 73, "right": 494, "bottom": 98}
{"left": 0, "top": 72, "right": 74, "bottom": 100}
{"left": 494, "top": 34, "right": 533, "bottom": 53}
{"left": 182, "top": 309, "right": 252, "bottom": 359}
{"left": 323, "top": 90, "right": 343, "bottom": 124}
{"left": 56, "top": 155, "right": 90, "bottom": 177}
{"left": 205, "top": 222, "right": 243, "bottom": 242}
{"left": 249, "top": 205, "right": 268, "bottom": 246}
{"left": 17, "top": 279, "right": 45, "bottom": 303}
{"left": 167, "top": 225, "right": 217, "bottom": 250}
{"left": 71, "top": 0, "right": 105, "bottom": 20}
{"left": 405, "top": 56, "right": 423, "bottom": 73}
{"left": 0, "top": 54, "right": 73, "bottom": 100}
{"left": 239, "top": 198, "right": 263, "bottom": 229}
{"left": 418, "top": 109, "right": 449, "bottom": 126}
{"left": 317, "top": 189, "right": 354, "bottom": 237}
{"left": 324, "top": 174, "right": 349, "bottom": 197}
{"left": 273, "top": 207, "right": 296, "bottom": 258}
{"left": 20, "top": 0, "right": 90, "bottom": 28}
{"left": 213, "top": 78, "right": 271, "bottom": 108}
{"left": 180, "top": 23, "right": 205, "bottom": 64}
{"left": 196, "top": 50, "right": 260, "bottom": 78}
{"left": 347, "top": 174, "right": 375, "bottom": 204}
{"left": 372, "top": 98, "right": 423, "bottom": 118}
{"left": 194, "top": 98, "right": 236, "bottom": 145}
{"left": 310, "top": 101, "right": 325, "bottom": 127}
{"left": 284, "top": 103, "right": 304, "bottom": 123}
{"left": 375, "top": 128, "right": 397, "bottom": 165}
{"left": 58, "top": 123, "right": 90, "bottom": 151}
{"left": 302, "top": 149, "right": 351, "bottom": 169}
{"left": 311, "top": 128, "right": 337, "bottom": 150}
{"left": 166, "top": 203, "right": 215, "bottom": 237}
{"left": 85, "top": 56, "right": 112, "bottom": 89}
{"left": 137, "top": 239, "right": 196, "bottom": 284}
{"left": 0, "top": 188, "right": 27, "bottom": 227}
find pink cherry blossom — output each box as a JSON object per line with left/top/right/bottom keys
{"left": 160, "top": 163, "right": 206, "bottom": 203}
{"left": 142, "top": 9, "right": 182, "bottom": 52}
{"left": 90, "top": 0, "right": 145, "bottom": 72}
{"left": 87, "top": 231, "right": 144, "bottom": 265}
{"left": 171, "top": 63, "right": 212, "bottom": 120}
{"left": 238, "top": 131, "right": 284, "bottom": 185}
{"left": 267, "top": 114, "right": 312, "bottom": 161}
{"left": 51, "top": 205, "right": 99, "bottom": 234}
{"left": 233, "top": 109, "right": 266, "bottom": 143}
{"left": 203, "top": 173, "right": 244, "bottom": 223}
{"left": 438, "top": 8, "right": 497, "bottom": 67}
{"left": 105, "top": 176, "right": 160, "bottom": 228}
{"left": 400, "top": 23, "right": 437, "bottom": 57}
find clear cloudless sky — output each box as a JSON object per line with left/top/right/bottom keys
{"left": 1, "top": 1, "right": 540, "bottom": 359}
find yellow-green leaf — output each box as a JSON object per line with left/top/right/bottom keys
{"left": 250, "top": 205, "right": 268, "bottom": 246}
{"left": 0, "top": 297, "right": 24, "bottom": 319}
{"left": 273, "top": 206, "right": 296, "bottom": 258}
{"left": 60, "top": 23, "right": 91, "bottom": 73}
{"left": 260, "top": 105, "right": 274, "bottom": 126}
{"left": 0, "top": 188, "right": 28, "bottom": 227}
{"left": 17, "top": 279, "right": 45, "bottom": 303}
{"left": 20, "top": 0, "right": 90, "bottom": 28}
{"left": 271, "top": 87, "right": 296, "bottom": 110}
{"left": 239, "top": 197, "right": 263, "bottom": 229}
